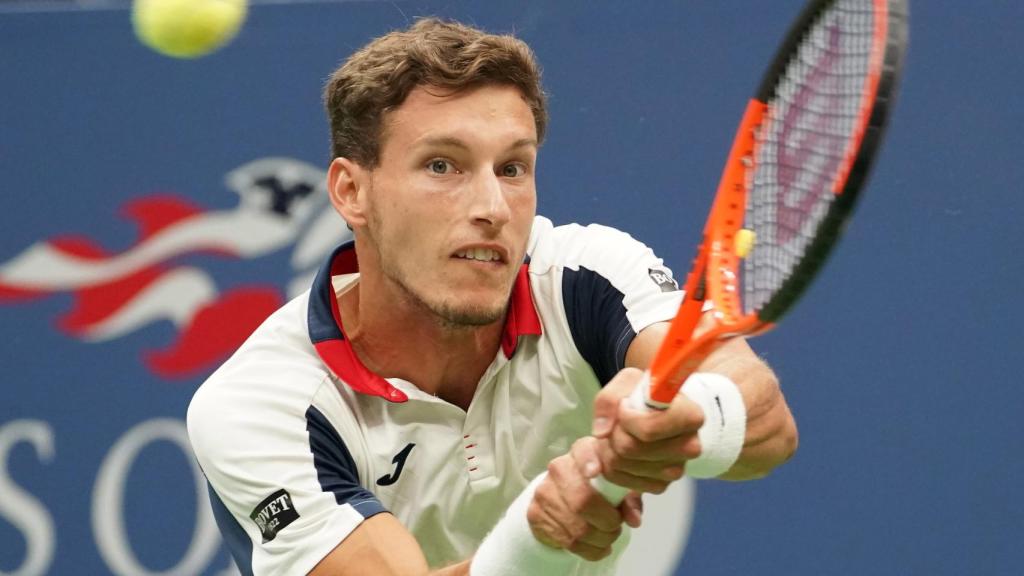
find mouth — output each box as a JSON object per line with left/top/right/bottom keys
{"left": 451, "top": 246, "right": 508, "bottom": 265}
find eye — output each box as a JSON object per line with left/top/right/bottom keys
{"left": 501, "top": 163, "right": 527, "bottom": 178}
{"left": 427, "top": 159, "right": 457, "bottom": 175}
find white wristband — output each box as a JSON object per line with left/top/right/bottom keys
{"left": 470, "top": 473, "right": 578, "bottom": 576}
{"left": 680, "top": 372, "right": 747, "bottom": 479}
{"left": 470, "top": 472, "right": 626, "bottom": 576}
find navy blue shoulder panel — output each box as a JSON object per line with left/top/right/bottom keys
{"left": 305, "top": 406, "right": 388, "bottom": 519}
{"left": 207, "top": 482, "right": 255, "bottom": 576}
{"left": 561, "top": 266, "right": 637, "bottom": 385}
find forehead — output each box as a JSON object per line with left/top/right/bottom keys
{"left": 380, "top": 84, "right": 538, "bottom": 152}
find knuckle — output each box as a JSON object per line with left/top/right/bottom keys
{"left": 568, "top": 519, "right": 591, "bottom": 542}
{"left": 546, "top": 458, "right": 567, "bottom": 480}
{"left": 615, "top": 433, "right": 640, "bottom": 457}
{"left": 571, "top": 543, "right": 606, "bottom": 562}
{"left": 681, "top": 436, "right": 702, "bottom": 459}
{"left": 691, "top": 408, "right": 706, "bottom": 430}
{"left": 663, "top": 465, "right": 686, "bottom": 481}
{"left": 632, "top": 420, "right": 660, "bottom": 443}
{"left": 590, "top": 525, "right": 622, "bottom": 546}
{"left": 572, "top": 436, "right": 597, "bottom": 457}
{"left": 526, "top": 502, "right": 544, "bottom": 525}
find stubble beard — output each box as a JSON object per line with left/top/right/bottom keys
{"left": 365, "top": 197, "right": 510, "bottom": 329}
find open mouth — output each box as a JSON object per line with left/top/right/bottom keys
{"left": 453, "top": 248, "right": 504, "bottom": 263}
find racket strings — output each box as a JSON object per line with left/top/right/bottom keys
{"left": 742, "top": 0, "right": 878, "bottom": 317}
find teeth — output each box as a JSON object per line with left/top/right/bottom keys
{"left": 456, "top": 248, "right": 499, "bottom": 262}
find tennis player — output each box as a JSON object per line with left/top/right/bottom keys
{"left": 188, "top": 18, "right": 797, "bottom": 576}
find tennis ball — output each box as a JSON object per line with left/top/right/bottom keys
{"left": 734, "top": 229, "right": 756, "bottom": 259}
{"left": 132, "top": 0, "right": 248, "bottom": 59}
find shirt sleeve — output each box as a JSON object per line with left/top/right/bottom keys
{"left": 188, "top": 372, "right": 386, "bottom": 576}
{"left": 533, "top": 219, "right": 684, "bottom": 384}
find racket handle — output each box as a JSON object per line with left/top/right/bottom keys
{"left": 590, "top": 372, "right": 659, "bottom": 505}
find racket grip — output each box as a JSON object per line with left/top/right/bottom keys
{"left": 590, "top": 372, "right": 657, "bottom": 506}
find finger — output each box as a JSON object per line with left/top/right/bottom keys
{"left": 568, "top": 540, "right": 614, "bottom": 562}
{"left": 527, "top": 492, "right": 575, "bottom": 549}
{"left": 575, "top": 523, "right": 622, "bottom": 551}
{"left": 616, "top": 391, "right": 705, "bottom": 442}
{"left": 592, "top": 367, "right": 644, "bottom": 437}
{"left": 606, "top": 425, "right": 702, "bottom": 462}
{"left": 621, "top": 493, "right": 644, "bottom": 529}
{"left": 570, "top": 436, "right": 603, "bottom": 479}
{"left": 563, "top": 439, "right": 623, "bottom": 532}
{"left": 599, "top": 456, "right": 687, "bottom": 485}
{"left": 596, "top": 466, "right": 672, "bottom": 495}
{"left": 597, "top": 433, "right": 693, "bottom": 484}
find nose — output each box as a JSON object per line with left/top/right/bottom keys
{"left": 469, "top": 171, "right": 511, "bottom": 229}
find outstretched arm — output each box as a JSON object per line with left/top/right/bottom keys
{"left": 592, "top": 315, "right": 797, "bottom": 487}
{"left": 310, "top": 438, "right": 641, "bottom": 576}
{"left": 309, "top": 515, "right": 469, "bottom": 576}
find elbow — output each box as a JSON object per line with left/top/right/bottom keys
{"left": 776, "top": 406, "right": 799, "bottom": 467}
{"left": 761, "top": 401, "right": 800, "bottom": 478}
{"left": 721, "top": 416, "right": 797, "bottom": 481}
{"left": 756, "top": 370, "right": 799, "bottom": 476}
{"left": 758, "top": 386, "right": 799, "bottom": 477}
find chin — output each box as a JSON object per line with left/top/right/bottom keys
{"left": 432, "top": 296, "right": 507, "bottom": 327}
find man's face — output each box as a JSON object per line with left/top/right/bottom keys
{"left": 360, "top": 84, "right": 538, "bottom": 327}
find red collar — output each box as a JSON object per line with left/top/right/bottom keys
{"left": 307, "top": 242, "right": 542, "bottom": 402}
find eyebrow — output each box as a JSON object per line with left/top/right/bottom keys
{"left": 416, "top": 136, "right": 538, "bottom": 152}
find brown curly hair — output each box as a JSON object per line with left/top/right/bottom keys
{"left": 323, "top": 18, "right": 548, "bottom": 167}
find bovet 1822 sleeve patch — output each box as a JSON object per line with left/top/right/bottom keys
{"left": 250, "top": 489, "right": 300, "bottom": 543}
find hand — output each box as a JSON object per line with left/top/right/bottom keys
{"left": 591, "top": 367, "right": 705, "bottom": 493}
{"left": 526, "top": 437, "right": 643, "bottom": 561}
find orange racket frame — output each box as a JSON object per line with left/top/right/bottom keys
{"left": 644, "top": 0, "right": 895, "bottom": 407}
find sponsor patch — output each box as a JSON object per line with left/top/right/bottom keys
{"left": 250, "top": 489, "right": 300, "bottom": 543}
{"left": 648, "top": 268, "right": 679, "bottom": 292}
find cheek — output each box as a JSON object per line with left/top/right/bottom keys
{"left": 510, "top": 188, "right": 537, "bottom": 229}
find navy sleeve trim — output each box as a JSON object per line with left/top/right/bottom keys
{"left": 207, "top": 482, "right": 255, "bottom": 576}
{"left": 561, "top": 266, "right": 637, "bottom": 385}
{"left": 306, "top": 406, "right": 387, "bottom": 519}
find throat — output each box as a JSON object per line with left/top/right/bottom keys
{"left": 434, "top": 381, "right": 479, "bottom": 412}
{"left": 338, "top": 273, "right": 505, "bottom": 409}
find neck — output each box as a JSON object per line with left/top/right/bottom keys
{"left": 337, "top": 274, "right": 505, "bottom": 411}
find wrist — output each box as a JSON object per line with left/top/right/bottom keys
{"left": 680, "top": 372, "right": 747, "bottom": 479}
{"left": 470, "top": 473, "right": 575, "bottom": 576}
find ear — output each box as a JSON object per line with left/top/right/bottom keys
{"left": 327, "top": 157, "right": 370, "bottom": 228}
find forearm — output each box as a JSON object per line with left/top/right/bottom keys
{"left": 701, "top": 342, "right": 798, "bottom": 480}
{"left": 310, "top": 514, "right": 473, "bottom": 576}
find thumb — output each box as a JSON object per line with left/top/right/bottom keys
{"left": 592, "top": 367, "right": 644, "bottom": 438}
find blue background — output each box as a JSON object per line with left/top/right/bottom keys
{"left": 1, "top": 1, "right": 1022, "bottom": 574}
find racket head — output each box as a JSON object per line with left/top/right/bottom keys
{"left": 711, "top": 0, "right": 909, "bottom": 327}
{"left": 647, "top": 0, "right": 908, "bottom": 403}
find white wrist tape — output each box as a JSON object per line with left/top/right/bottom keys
{"left": 470, "top": 472, "right": 579, "bottom": 576}
{"left": 470, "top": 472, "right": 627, "bottom": 576}
{"left": 680, "top": 372, "right": 747, "bottom": 479}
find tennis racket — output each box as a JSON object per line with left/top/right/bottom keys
{"left": 597, "top": 0, "right": 908, "bottom": 503}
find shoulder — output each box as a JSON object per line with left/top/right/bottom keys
{"left": 187, "top": 291, "right": 344, "bottom": 463}
{"left": 522, "top": 216, "right": 682, "bottom": 384}
{"left": 525, "top": 215, "right": 680, "bottom": 301}
{"left": 186, "top": 292, "right": 385, "bottom": 574}
{"left": 526, "top": 215, "right": 652, "bottom": 272}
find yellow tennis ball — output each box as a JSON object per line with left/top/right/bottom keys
{"left": 132, "top": 0, "right": 248, "bottom": 59}
{"left": 734, "top": 229, "right": 756, "bottom": 258}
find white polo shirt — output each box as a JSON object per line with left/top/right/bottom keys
{"left": 187, "top": 215, "right": 683, "bottom": 575}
